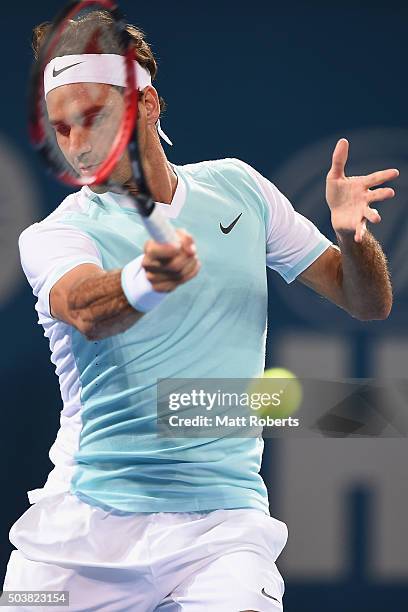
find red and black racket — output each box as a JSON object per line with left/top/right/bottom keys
{"left": 29, "top": 0, "right": 178, "bottom": 244}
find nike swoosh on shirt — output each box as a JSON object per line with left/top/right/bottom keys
{"left": 261, "top": 587, "right": 280, "bottom": 603}
{"left": 53, "top": 61, "right": 85, "bottom": 78}
{"left": 220, "top": 213, "right": 242, "bottom": 234}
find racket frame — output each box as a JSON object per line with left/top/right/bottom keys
{"left": 28, "top": 0, "right": 138, "bottom": 189}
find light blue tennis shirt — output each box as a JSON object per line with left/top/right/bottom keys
{"left": 19, "top": 158, "right": 331, "bottom": 513}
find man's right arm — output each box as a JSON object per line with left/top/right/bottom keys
{"left": 50, "top": 264, "right": 142, "bottom": 340}
{"left": 50, "top": 229, "right": 200, "bottom": 341}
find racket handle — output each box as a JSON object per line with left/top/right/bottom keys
{"left": 144, "top": 205, "right": 180, "bottom": 245}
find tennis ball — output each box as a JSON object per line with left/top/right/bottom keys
{"left": 246, "top": 368, "right": 302, "bottom": 419}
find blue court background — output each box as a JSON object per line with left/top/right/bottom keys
{"left": 0, "top": 1, "right": 407, "bottom": 610}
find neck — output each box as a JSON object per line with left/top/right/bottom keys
{"left": 127, "top": 139, "right": 177, "bottom": 204}
{"left": 91, "top": 134, "right": 177, "bottom": 204}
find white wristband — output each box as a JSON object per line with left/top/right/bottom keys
{"left": 121, "top": 255, "right": 166, "bottom": 313}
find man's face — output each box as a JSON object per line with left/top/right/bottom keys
{"left": 46, "top": 82, "right": 131, "bottom": 184}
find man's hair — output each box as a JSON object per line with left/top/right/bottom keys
{"left": 32, "top": 10, "right": 166, "bottom": 115}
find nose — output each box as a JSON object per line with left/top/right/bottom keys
{"left": 69, "top": 125, "right": 92, "bottom": 160}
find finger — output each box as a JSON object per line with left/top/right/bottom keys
{"left": 144, "top": 240, "right": 180, "bottom": 262}
{"left": 145, "top": 255, "right": 199, "bottom": 281}
{"left": 364, "top": 207, "right": 381, "bottom": 224}
{"left": 176, "top": 228, "right": 194, "bottom": 246}
{"left": 177, "top": 229, "right": 197, "bottom": 256}
{"left": 354, "top": 219, "right": 367, "bottom": 243}
{"left": 151, "top": 280, "right": 177, "bottom": 293}
{"left": 179, "top": 255, "right": 200, "bottom": 278}
{"left": 144, "top": 229, "right": 196, "bottom": 264}
{"left": 368, "top": 187, "right": 395, "bottom": 203}
{"left": 144, "top": 256, "right": 186, "bottom": 275}
{"left": 146, "top": 269, "right": 182, "bottom": 283}
{"left": 182, "top": 239, "right": 196, "bottom": 256}
{"left": 152, "top": 262, "right": 201, "bottom": 292}
{"left": 364, "top": 168, "right": 399, "bottom": 188}
{"left": 328, "top": 138, "right": 349, "bottom": 179}
{"left": 160, "top": 248, "right": 198, "bottom": 273}
{"left": 179, "top": 261, "right": 201, "bottom": 283}
{"left": 144, "top": 248, "right": 198, "bottom": 274}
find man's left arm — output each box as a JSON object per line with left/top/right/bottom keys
{"left": 298, "top": 138, "right": 398, "bottom": 321}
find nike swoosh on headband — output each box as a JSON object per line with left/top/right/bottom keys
{"left": 45, "top": 55, "right": 173, "bottom": 146}
{"left": 53, "top": 61, "right": 85, "bottom": 78}
{"left": 220, "top": 212, "right": 242, "bottom": 234}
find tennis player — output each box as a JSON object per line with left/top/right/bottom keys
{"left": 3, "top": 10, "right": 397, "bottom": 612}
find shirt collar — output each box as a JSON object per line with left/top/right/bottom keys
{"left": 81, "top": 166, "right": 186, "bottom": 219}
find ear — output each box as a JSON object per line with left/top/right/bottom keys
{"left": 140, "top": 85, "right": 160, "bottom": 126}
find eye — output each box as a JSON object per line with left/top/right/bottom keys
{"left": 53, "top": 123, "right": 71, "bottom": 138}
{"left": 83, "top": 112, "right": 106, "bottom": 129}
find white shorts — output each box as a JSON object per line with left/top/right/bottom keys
{"left": 3, "top": 492, "right": 288, "bottom": 611}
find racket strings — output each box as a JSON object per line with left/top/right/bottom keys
{"left": 34, "top": 3, "right": 132, "bottom": 185}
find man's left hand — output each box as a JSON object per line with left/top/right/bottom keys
{"left": 326, "top": 138, "right": 399, "bottom": 243}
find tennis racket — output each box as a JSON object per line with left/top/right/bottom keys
{"left": 28, "top": 0, "right": 178, "bottom": 245}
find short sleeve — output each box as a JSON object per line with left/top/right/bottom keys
{"left": 18, "top": 222, "right": 103, "bottom": 318}
{"left": 236, "top": 160, "right": 332, "bottom": 283}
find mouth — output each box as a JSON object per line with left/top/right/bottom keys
{"left": 78, "top": 163, "right": 100, "bottom": 175}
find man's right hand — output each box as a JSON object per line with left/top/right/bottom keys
{"left": 142, "top": 229, "right": 201, "bottom": 292}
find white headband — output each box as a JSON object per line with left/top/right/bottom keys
{"left": 44, "top": 54, "right": 172, "bottom": 146}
